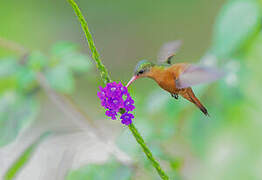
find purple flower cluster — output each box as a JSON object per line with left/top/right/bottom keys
{"left": 97, "top": 82, "right": 135, "bottom": 125}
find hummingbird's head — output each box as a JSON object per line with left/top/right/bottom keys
{"left": 134, "top": 59, "right": 154, "bottom": 77}
{"left": 126, "top": 59, "right": 154, "bottom": 87}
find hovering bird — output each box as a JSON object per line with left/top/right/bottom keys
{"left": 126, "top": 41, "right": 224, "bottom": 116}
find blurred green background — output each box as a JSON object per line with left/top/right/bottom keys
{"left": 1, "top": 0, "right": 262, "bottom": 179}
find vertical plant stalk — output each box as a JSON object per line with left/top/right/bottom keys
{"left": 128, "top": 123, "right": 169, "bottom": 180}
{"left": 67, "top": 0, "right": 111, "bottom": 85}
{"left": 67, "top": 0, "right": 169, "bottom": 179}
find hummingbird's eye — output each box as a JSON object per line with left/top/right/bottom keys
{"left": 138, "top": 70, "right": 144, "bottom": 75}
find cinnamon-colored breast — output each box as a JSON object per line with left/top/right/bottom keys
{"left": 148, "top": 63, "right": 189, "bottom": 94}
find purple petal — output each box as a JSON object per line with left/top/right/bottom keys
{"left": 105, "top": 109, "right": 117, "bottom": 120}
{"left": 121, "top": 119, "right": 132, "bottom": 125}
{"left": 123, "top": 96, "right": 135, "bottom": 111}
{"left": 105, "top": 82, "right": 122, "bottom": 97}
{"left": 120, "top": 112, "right": 134, "bottom": 125}
{"left": 118, "top": 82, "right": 128, "bottom": 95}
{"left": 106, "top": 97, "right": 124, "bottom": 111}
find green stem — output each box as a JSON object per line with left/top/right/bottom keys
{"left": 67, "top": 0, "right": 111, "bottom": 85}
{"left": 67, "top": 0, "right": 169, "bottom": 179}
{"left": 4, "top": 132, "right": 50, "bottom": 180}
{"left": 129, "top": 123, "right": 169, "bottom": 180}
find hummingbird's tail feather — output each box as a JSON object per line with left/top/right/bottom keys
{"left": 181, "top": 88, "right": 209, "bottom": 116}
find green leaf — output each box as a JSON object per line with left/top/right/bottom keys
{"left": 0, "top": 58, "right": 19, "bottom": 93}
{"left": 51, "top": 41, "right": 92, "bottom": 73}
{"left": 51, "top": 41, "right": 78, "bottom": 57}
{"left": 27, "top": 51, "right": 48, "bottom": 71}
{"left": 16, "top": 67, "right": 36, "bottom": 92}
{"left": 63, "top": 53, "right": 92, "bottom": 73}
{"left": 212, "top": 0, "right": 261, "bottom": 58}
{"left": 66, "top": 161, "right": 132, "bottom": 180}
{"left": 0, "top": 58, "right": 19, "bottom": 77}
{"left": 45, "top": 65, "right": 75, "bottom": 94}
{"left": 0, "top": 92, "right": 39, "bottom": 146}
{"left": 4, "top": 132, "right": 50, "bottom": 180}
{"left": 0, "top": 78, "right": 17, "bottom": 94}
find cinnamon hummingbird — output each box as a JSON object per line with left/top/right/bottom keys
{"left": 126, "top": 41, "right": 224, "bottom": 116}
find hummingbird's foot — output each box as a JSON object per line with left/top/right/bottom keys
{"left": 171, "top": 93, "right": 179, "bottom": 99}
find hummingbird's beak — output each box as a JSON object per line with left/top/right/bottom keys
{"left": 126, "top": 75, "right": 138, "bottom": 87}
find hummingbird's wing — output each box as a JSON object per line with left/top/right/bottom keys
{"left": 157, "top": 40, "right": 182, "bottom": 64}
{"left": 176, "top": 64, "right": 225, "bottom": 89}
